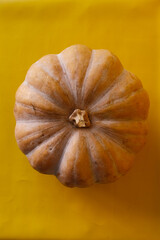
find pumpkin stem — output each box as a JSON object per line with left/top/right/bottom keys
{"left": 69, "top": 109, "right": 91, "bottom": 128}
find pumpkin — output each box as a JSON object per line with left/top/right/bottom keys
{"left": 14, "top": 44, "right": 150, "bottom": 188}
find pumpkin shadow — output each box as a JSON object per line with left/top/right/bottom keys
{"left": 64, "top": 111, "right": 160, "bottom": 220}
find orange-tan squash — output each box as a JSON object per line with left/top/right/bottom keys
{"left": 14, "top": 44, "right": 150, "bottom": 188}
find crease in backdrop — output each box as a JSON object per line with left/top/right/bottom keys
{"left": 0, "top": 0, "right": 160, "bottom": 239}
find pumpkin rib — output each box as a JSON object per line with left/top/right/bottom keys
{"left": 90, "top": 88, "right": 149, "bottom": 121}
{"left": 86, "top": 131, "right": 119, "bottom": 183}
{"left": 16, "top": 122, "right": 65, "bottom": 142}
{"left": 15, "top": 121, "right": 66, "bottom": 148}
{"left": 94, "top": 120, "right": 148, "bottom": 152}
{"left": 80, "top": 49, "right": 94, "bottom": 105}
{"left": 27, "top": 128, "right": 71, "bottom": 174}
{"left": 85, "top": 56, "right": 123, "bottom": 107}
{"left": 73, "top": 131, "right": 95, "bottom": 187}
{"left": 34, "top": 61, "right": 73, "bottom": 109}
{"left": 72, "top": 131, "right": 84, "bottom": 187}
{"left": 57, "top": 130, "right": 95, "bottom": 188}
{"left": 14, "top": 102, "right": 65, "bottom": 122}
{"left": 48, "top": 131, "right": 73, "bottom": 177}
{"left": 81, "top": 50, "right": 123, "bottom": 106}
{"left": 57, "top": 53, "right": 76, "bottom": 103}
{"left": 93, "top": 130, "right": 134, "bottom": 176}
{"left": 26, "top": 126, "right": 70, "bottom": 158}
{"left": 16, "top": 119, "right": 60, "bottom": 124}
{"left": 17, "top": 126, "right": 55, "bottom": 142}
{"left": 72, "top": 136, "right": 80, "bottom": 187}
{"left": 18, "top": 124, "right": 67, "bottom": 155}
{"left": 95, "top": 126, "right": 133, "bottom": 154}
{"left": 85, "top": 132, "right": 104, "bottom": 183}
{"left": 15, "top": 101, "right": 66, "bottom": 117}
{"left": 56, "top": 131, "right": 78, "bottom": 187}
{"left": 16, "top": 82, "right": 66, "bottom": 116}
{"left": 88, "top": 69, "right": 125, "bottom": 108}
{"left": 94, "top": 120, "right": 148, "bottom": 135}
{"left": 23, "top": 81, "right": 67, "bottom": 112}
{"left": 84, "top": 132, "right": 98, "bottom": 183}
{"left": 96, "top": 125, "right": 147, "bottom": 153}
{"left": 92, "top": 115, "right": 147, "bottom": 123}
{"left": 91, "top": 130, "right": 122, "bottom": 179}
{"left": 36, "top": 60, "right": 59, "bottom": 81}
{"left": 89, "top": 70, "right": 142, "bottom": 110}
{"left": 90, "top": 87, "right": 143, "bottom": 113}
{"left": 56, "top": 45, "right": 92, "bottom": 106}
{"left": 119, "top": 134, "right": 147, "bottom": 153}
{"left": 75, "top": 45, "right": 92, "bottom": 104}
{"left": 36, "top": 54, "right": 74, "bottom": 105}
{"left": 25, "top": 75, "right": 69, "bottom": 110}
{"left": 55, "top": 131, "right": 74, "bottom": 177}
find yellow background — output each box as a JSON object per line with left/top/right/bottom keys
{"left": 0, "top": 0, "right": 160, "bottom": 239}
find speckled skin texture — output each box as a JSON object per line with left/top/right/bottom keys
{"left": 14, "top": 44, "right": 150, "bottom": 188}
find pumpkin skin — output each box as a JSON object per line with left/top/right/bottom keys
{"left": 14, "top": 44, "right": 150, "bottom": 188}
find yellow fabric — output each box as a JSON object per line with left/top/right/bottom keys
{"left": 0, "top": 0, "right": 160, "bottom": 239}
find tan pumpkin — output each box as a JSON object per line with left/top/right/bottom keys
{"left": 14, "top": 44, "right": 150, "bottom": 188}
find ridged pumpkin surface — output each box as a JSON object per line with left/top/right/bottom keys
{"left": 14, "top": 44, "right": 150, "bottom": 187}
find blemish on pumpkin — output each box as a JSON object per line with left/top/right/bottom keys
{"left": 31, "top": 104, "right": 36, "bottom": 114}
